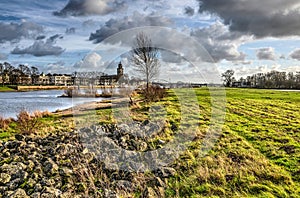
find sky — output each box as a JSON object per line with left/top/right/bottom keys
{"left": 1, "top": 0, "right": 300, "bottom": 83}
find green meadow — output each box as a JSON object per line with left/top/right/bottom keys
{"left": 0, "top": 88, "right": 299, "bottom": 197}
{"left": 165, "top": 88, "right": 300, "bottom": 197}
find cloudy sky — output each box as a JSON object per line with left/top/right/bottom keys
{"left": 1, "top": 0, "right": 300, "bottom": 82}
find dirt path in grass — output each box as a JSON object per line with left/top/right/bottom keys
{"left": 52, "top": 98, "right": 129, "bottom": 117}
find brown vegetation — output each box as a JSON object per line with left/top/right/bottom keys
{"left": 16, "top": 110, "right": 43, "bottom": 135}
{"left": 0, "top": 116, "right": 10, "bottom": 130}
{"left": 142, "top": 85, "right": 167, "bottom": 102}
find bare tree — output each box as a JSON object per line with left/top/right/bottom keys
{"left": 130, "top": 32, "right": 160, "bottom": 91}
{"left": 222, "top": 69, "right": 235, "bottom": 87}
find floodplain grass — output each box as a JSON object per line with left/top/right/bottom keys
{"left": 0, "top": 88, "right": 299, "bottom": 197}
{"left": 164, "top": 88, "right": 300, "bottom": 197}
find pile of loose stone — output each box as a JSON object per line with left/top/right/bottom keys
{"left": 0, "top": 122, "right": 176, "bottom": 197}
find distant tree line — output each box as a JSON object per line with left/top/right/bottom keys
{"left": 0, "top": 62, "right": 40, "bottom": 86}
{"left": 222, "top": 69, "right": 300, "bottom": 89}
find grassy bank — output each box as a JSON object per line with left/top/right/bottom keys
{"left": 0, "top": 86, "right": 16, "bottom": 92}
{"left": 0, "top": 88, "right": 299, "bottom": 197}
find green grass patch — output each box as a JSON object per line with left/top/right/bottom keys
{"left": 0, "top": 86, "right": 15, "bottom": 92}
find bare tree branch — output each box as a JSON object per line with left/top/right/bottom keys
{"left": 130, "top": 32, "right": 160, "bottom": 90}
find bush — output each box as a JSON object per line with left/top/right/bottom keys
{"left": 142, "top": 85, "right": 167, "bottom": 102}
{"left": 16, "top": 110, "right": 43, "bottom": 135}
{"left": 0, "top": 116, "right": 10, "bottom": 130}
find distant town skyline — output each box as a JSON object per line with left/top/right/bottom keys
{"left": 0, "top": 0, "right": 300, "bottom": 81}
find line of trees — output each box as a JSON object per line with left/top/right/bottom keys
{"left": 0, "top": 62, "right": 40, "bottom": 86}
{"left": 222, "top": 69, "right": 300, "bottom": 89}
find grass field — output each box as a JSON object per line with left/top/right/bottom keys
{"left": 163, "top": 88, "right": 300, "bottom": 197}
{"left": 1, "top": 88, "right": 299, "bottom": 197}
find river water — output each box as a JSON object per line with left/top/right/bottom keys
{"left": 0, "top": 90, "right": 105, "bottom": 119}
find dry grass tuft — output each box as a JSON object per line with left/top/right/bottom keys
{"left": 16, "top": 110, "right": 43, "bottom": 135}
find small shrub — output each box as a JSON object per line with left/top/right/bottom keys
{"left": 0, "top": 116, "right": 9, "bottom": 130}
{"left": 16, "top": 110, "right": 43, "bottom": 135}
{"left": 142, "top": 85, "right": 167, "bottom": 102}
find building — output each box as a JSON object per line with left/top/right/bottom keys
{"left": 73, "top": 72, "right": 104, "bottom": 86}
{"left": 50, "top": 74, "right": 73, "bottom": 86}
{"left": 37, "top": 74, "right": 51, "bottom": 85}
{"left": 99, "top": 62, "right": 124, "bottom": 85}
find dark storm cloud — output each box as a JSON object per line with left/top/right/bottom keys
{"left": 191, "top": 22, "right": 249, "bottom": 62}
{"left": 290, "top": 49, "right": 300, "bottom": 61}
{"left": 36, "top": 35, "right": 46, "bottom": 40}
{"left": 256, "top": 48, "right": 276, "bottom": 60}
{"left": 0, "top": 21, "right": 43, "bottom": 43}
{"left": 197, "top": 0, "right": 300, "bottom": 37}
{"left": 54, "top": 0, "right": 127, "bottom": 16}
{"left": 48, "top": 34, "right": 64, "bottom": 43}
{"left": 89, "top": 12, "right": 173, "bottom": 43}
{"left": 11, "top": 35, "right": 65, "bottom": 57}
{"left": 184, "top": 6, "right": 195, "bottom": 16}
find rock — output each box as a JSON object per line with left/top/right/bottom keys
{"left": 11, "top": 170, "right": 28, "bottom": 183}
{"left": 115, "top": 180, "right": 133, "bottom": 191}
{"left": 2, "top": 149, "right": 10, "bottom": 157}
{"left": 0, "top": 173, "right": 11, "bottom": 184}
{"left": 15, "top": 134, "right": 25, "bottom": 141}
{"left": 30, "top": 192, "right": 41, "bottom": 198}
{"left": 40, "top": 177, "right": 55, "bottom": 187}
{"left": 8, "top": 178, "right": 21, "bottom": 191}
{"left": 0, "top": 186, "right": 8, "bottom": 194}
{"left": 103, "top": 189, "right": 118, "bottom": 198}
{"left": 138, "top": 141, "right": 148, "bottom": 151}
{"left": 43, "top": 158, "right": 58, "bottom": 175}
{"left": 34, "top": 183, "right": 43, "bottom": 192}
{"left": 41, "top": 187, "right": 62, "bottom": 197}
{"left": 60, "top": 191, "right": 73, "bottom": 198}
{"left": 31, "top": 172, "right": 39, "bottom": 182}
{"left": 26, "top": 160, "right": 35, "bottom": 172}
{"left": 156, "top": 167, "right": 176, "bottom": 178}
{"left": 7, "top": 188, "right": 29, "bottom": 198}
{"left": 59, "top": 167, "right": 73, "bottom": 177}
{"left": 12, "top": 155, "right": 24, "bottom": 162}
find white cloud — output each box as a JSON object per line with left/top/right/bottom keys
{"left": 54, "top": 0, "right": 127, "bottom": 16}
{"left": 73, "top": 52, "right": 105, "bottom": 71}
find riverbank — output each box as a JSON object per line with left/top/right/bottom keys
{"left": 0, "top": 85, "right": 118, "bottom": 92}
{"left": 17, "top": 85, "right": 117, "bottom": 91}
{"left": 0, "top": 86, "right": 16, "bottom": 92}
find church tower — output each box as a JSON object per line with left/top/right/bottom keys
{"left": 117, "top": 61, "right": 124, "bottom": 78}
